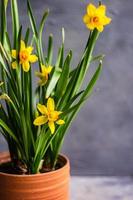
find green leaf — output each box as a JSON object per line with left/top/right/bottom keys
{"left": 55, "top": 52, "right": 72, "bottom": 99}
{"left": 46, "top": 68, "right": 62, "bottom": 98}
{"left": 1, "top": 0, "right": 7, "bottom": 45}
{"left": 47, "top": 34, "right": 53, "bottom": 65}
{"left": 38, "top": 9, "right": 49, "bottom": 64}
{"left": 64, "top": 60, "right": 102, "bottom": 116}
{"left": 58, "top": 30, "right": 99, "bottom": 109}
{"left": 0, "top": 41, "right": 10, "bottom": 62}
{"left": 55, "top": 28, "right": 65, "bottom": 68}
{"left": 33, "top": 86, "right": 40, "bottom": 114}
{"left": 62, "top": 27, "right": 65, "bottom": 44}
{"left": 0, "top": 55, "right": 9, "bottom": 74}
{"left": 81, "top": 61, "right": 102, "bottom": 101}
{"left": 62, "top": 101, "right": 81, "bottom": 116}
{"left": 0, "top": 119, "right": 18, "bottom": 143}
{"left": 70, "top": 29, "right": 100, "bottom": 97}
{"left": 63, "top": 90, "right": 84, "bottom": 110}
{"left": 39, "top": 9, "right": 49, "bottom": 40}
{"left": 69, "top": 67, "right": 76, "bottom": 77}
{"left": 0, "top": 105, "right": 8, "bottom": 123}
{"left": 33, "top": 128, "right": 52, "bottom": 173}
{"left": 24, "top": 28, "right": 30, "bottom": 45}
{"left": 91, "top": 54, "right": 105, "bottom": 62}
{"left": 19, "top": 107, "right": 29, "bottom": 159}
{"left": 16, "top": 26, "right": 22, "bottom": 59}
{"left": 5, "top": 32, "right": 11, "bottom": 52}
{"left": 4, "top": 0, "right": 8, "bottom": 9}
{"left": 11, "top": 0, "right": 19, "bottom": 48}
{"left": 55, "top": 47, "right": 63, "bottom": 68}
{"left": 27, "top": 0, "right": 38, "bottom": 38}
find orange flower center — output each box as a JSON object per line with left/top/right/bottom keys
{"left": 91, "top": 16, "right": 99, "bottom": 23}
{"left": 19, "top": 50, "right": 29, "bottom": 62}
{"left": 48, "top": 112, "right": 58, "bottom": 122}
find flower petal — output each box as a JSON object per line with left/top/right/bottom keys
{"left": 29, "top": 55, "right": 38, "bottom": 63}
{"left": 56, "top": 119, "right": 65, "bottom": 125}
{"left": 11, "top": 50, "right": 17, "bottom": 59}
{"left": 97, "top": 5, "right": 106, "bottom": 16}
{"left": 41, "top": 65, "right": 52, "bottom": 75}
{"left": 20, "top": 40, "right": 26, "bottom": 51}
{"left": 48, "top": 111, "right": 59, "bottom": 121}
{"left": 27, "top": 46, "right": 34, "bottom": 54}
{"left": 87, "top": 4, "right": 96, "bottom": 16}
{"left": 22, "top": 62, "right": 30, "bottom": 72}
{"left": 96, "top": 25, "right": 104, "bottom": 32}
{"left": 46, "top": 66, "right": 52, "bottom": 73}
{"left": 48, "top": 121, "right": 55, "bottom": 134}
{"left": 83, "top": 14, "right": 90, "bottom": 24}
{"left": 47, "top": 98, "right": 55, "bottom": 111}
{"left": 86, "top": 23, "right": 95, "bottom": 30}
{"left": 33, "top": 115, "right": 48, "bottom": 126}
{"left": 37, "top": 103, "right": 48, "bottom": 115}
{"left": 102, "top": 16, "right": 112, "bottom": 25}
{"left": 11, "top": 61, "right": 17, "bottom": 69}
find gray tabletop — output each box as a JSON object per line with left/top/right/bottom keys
{"left": 71, "top": 176, "right": 133, "bottom": 200}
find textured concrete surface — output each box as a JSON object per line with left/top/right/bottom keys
{"left": 71, "top": 176, "right": 133, "bottom": 200}
{"left": 1, "top": 0, "right": 133, "bottom": 175}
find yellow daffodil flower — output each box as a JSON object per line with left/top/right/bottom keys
{"left": 33, "top": 98, "right": 65, "bottom": 134}
{"left": 11, "top": 40, "right": 38, "bottom": 72}
{"left": 83, "top": 3, "right": 111, "bottom": 32}
{"left": 35, "top": 64, "right": 52, "bottom": 86}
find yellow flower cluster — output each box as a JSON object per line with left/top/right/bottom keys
{"left": 83, "top": 3, "right": 111, "bottom": 32}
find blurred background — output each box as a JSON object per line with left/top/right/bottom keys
{"left": 0, "top": 0, "right": 133, "bottom": 176}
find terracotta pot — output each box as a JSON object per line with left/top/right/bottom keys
{"left": 0, "top": 152, "right": 70, "bottom": 200}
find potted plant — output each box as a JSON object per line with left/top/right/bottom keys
{"left": 0, "top": 0, "right": 111, "bottom": 199}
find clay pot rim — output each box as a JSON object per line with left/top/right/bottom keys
{"left": 0, "top": 152, "right": 69, "bottom": 177}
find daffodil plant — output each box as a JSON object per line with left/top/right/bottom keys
{"left": 0, "top": 0, "right": 111, "bottom": 174}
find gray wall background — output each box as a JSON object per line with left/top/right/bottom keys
{"left": 0, "top": 0, "right": 133, "bottom": 175}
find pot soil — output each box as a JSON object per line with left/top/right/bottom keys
{"left": 0, "top": 152, "right": 70, "bottom": 200}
